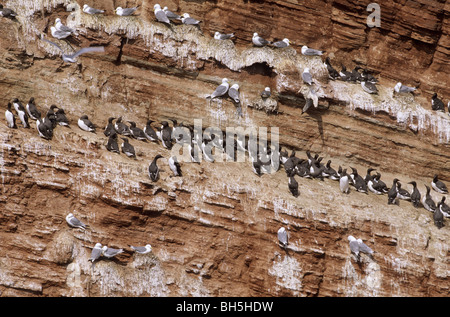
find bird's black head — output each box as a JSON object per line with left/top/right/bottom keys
{"left": 29, "top": 97, "right": 34, "bottom": 103}
{"left": 108, "top": 117, "right": 115, "bottom": 122}
{"left": 154, "top": 154, "right": 163, "bottom": 160}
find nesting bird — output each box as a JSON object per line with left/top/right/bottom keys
{"left": 82, "top": 4, "right": 104, "bottom": 15}
{"left": 131, "top": 244, "right": 152, "bottom": 254}
{"left": 348, "top": 236, "right": 374, "bottom": 262}
{"left": 272, "top": 38, "right": 290, "bottom": 48}
{"left": 214, "top": 31, "right": 234, "bottom": 40}
{"left": 115, "top": 6, "right": 139, "bottom": 16}
{"left": 154, "top": 4, "right": 171, "bottom": 25}
{"left": 394, "top": 82, "right": 417, "bottom": 95}
{"left": 301, "top": 45, "right": 324, "bottom": 56}
{"left": 101, "top": 246, "right": 123, "bottom": 258}
{"left": 181, "top": 13, "right": 201, "bottom": 25}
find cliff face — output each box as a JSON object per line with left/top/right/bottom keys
{"left": 0, "top": 0, "right": 449, "bottom": 297}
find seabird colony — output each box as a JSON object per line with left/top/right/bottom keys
{"left": 2, "top": 2, "right": 449, "bottom": 268}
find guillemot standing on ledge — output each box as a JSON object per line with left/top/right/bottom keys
{"left": 149, "top": 154, "right": 163, "bottom": 182}
{"left": 408, "top": 181, "right": 421, "bottom": 208}
{"left": 121, "top": 138, "right": 136, "bottom": 158}
{"left": 5, "top": 103, "right": 17, "bottom": 129}
{"left": 422, "top": 185, "right": 436, "bottom": 212}
{"left": 26, "top": 97, "right": 41, "bottom": 120}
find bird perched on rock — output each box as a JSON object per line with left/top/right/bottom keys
{"left": 101, "top": 246, "right": 123, "bottom": 258}
{"left": 288, "top": 171, "right": 299, "bottom": 197}
{"left": 431, "top": 175, "right": 448, "bottom": 194}
{"left": 408, "top": 181, "right": 421, "bottom": 208}
{"left": 260, "top": 87, "right": 271, "bottom": 99}
{"left": 340, "top": 168, "right": 350, "bottom": 194}
{"left": 348, "top": 236, "right": 374, "bottom": 262}
{"left": 104, "top": 117, "right": 116, "bottom": 137}
{"left": 272, "top": 38, "right": 290, "bottom": 48}
{"left": 163, "top": 6, "right": 182, "bottom": 21}
{"left": 361, "top": 73, "right": 378, "bottom": 94}
{"left": 54, "top": 18, "right": 77, "bottom": 36}
{"left": 206, "top": 78, "right": 229, "bottom": 100}
{"left": 168, "top": 156, "right": 182, "bottom": 177}
{"left": 396, "top": 182, "right": 411, "bottom": 201}
{"left": 437, "top": 197, "right": 450, "bottom": 218}
{"left": 157, "top": 121, "right": 173, "bottom": 149}
{"left": 149, "top": 154, "right": 163, "bottom": 182}
{"left": 301, "top": 45, "right": 324, "bottom": 56}
{"left": 106, "top": 132, "right": 120, "bottom": 154}
{"left": 131, "top": 244, "right": 152, "bottom": 254}
{"left": 0, "top": 4, "right": 17, "bottom": 19}
{"left": 349, "top": 167, "right": 368, "bottom": 193}
{"left": 82, "top": 4, "right": 104, "bottom": 15}
{"left": 50, "top": 26, "right": 71, "bottom": 40}
{"left": 393, "top": 82, "right": 417, "bottom": 95}
{"left": 388, "top": 178, "right": 399, "bottom": 205}
{"left": 78, "top": 115, "right": 96, "bottom": 132}
{"left": 66, "top": 213, "right": 88, "bottom": 230}
{"left": 115, "top": 6, "right": 139, "bottom": 16}
{"left": 153, "top": 4, "right": 171, "bottom": 25}
{"left": 89, "top": 243, "right": 103, "bottom": 262}
{"left": 252, "top": 33, "right": 270, "bottom": 47}
{"left": 114, "top": 116, "right": 132, "bottom": 136}
{"left": 41, "top": 36, "right": 105, "bottom": 63}
{"left": 431, "top": 93, "right": 445, "bottom": 112}
{"left": 144, "top": 119, "right": 158, "bottom": 142}
{"left": 128, "top": 121, "right": 148, "bottom": 141}
{"left": 214, "top": 31, "right": 234, "bottom": 40}
{"left": 433, "top": 205, "right": 444, "bottom": 229}
{"left": 277, "top": 227, "right": 288, "bottom": 248}
{"left": 36, "top": 113, "right": 54, "bottom": 140}
{"left": 302, "top": 68, "right": 313, "bottom": 85}
{"left": 324, "top": 57, "right": 340, "bottom": 80}
{"left": 12, "top": 98, "right": 29, "bottom": 128}
{"left": 228, "top": 84, "right": 240, "bottom": 104}
{"left": 121, "top": 138, "right": 136, "bottom": 158}
{"left": 5, "top": 103, "right": 17, "bottom": 129}
{"left": 181, "top": 13, "right": 201, "bottom": 25}
{"left": 26, "top": 97, "right": 41, "bottom": 121}
{"left": 55, "top": 108, "right": 69, "bottom": 126}
{"left": 422, "top": 185, "right": 436, "bottom": 212}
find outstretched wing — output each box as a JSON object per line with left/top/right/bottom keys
{"left": 70, "top": 46, "right": 105, "bottom": 59}
{"left": 41, "top": 37, "right": 64, "bottom": 53}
